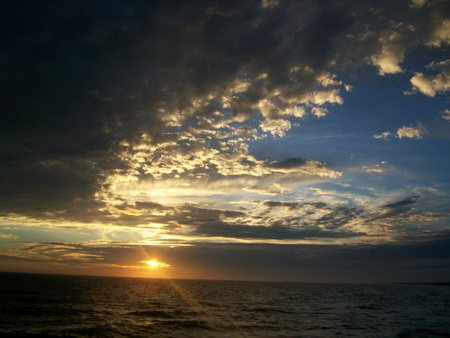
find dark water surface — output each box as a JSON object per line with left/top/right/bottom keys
{"left": 1, "top": 272, "right": 449, "bottom": 337}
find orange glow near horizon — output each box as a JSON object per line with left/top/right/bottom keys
{"left": 141, "top": 260, "right": 171, "bottom": 269}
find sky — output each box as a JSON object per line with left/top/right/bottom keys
{"left": 1, "top": 0, "right": 450, "bottom": 283}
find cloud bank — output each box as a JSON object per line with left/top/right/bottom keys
{"left": 1, "top": 0, "right": 450, "bottom": 281}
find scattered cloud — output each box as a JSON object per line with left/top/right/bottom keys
{"left": 396, "top": 124, "right": 426, "bottom": 139}
{"left": 410, "top": 60, "right": 450, "bottom": 97}
{"left": 363, "top": 161, "right": 387, "bottom": 173}
{"left": 374, "top": 131, "right": 392, "bottom": 140}
{"left": 442, "top": 109, "right": 450, "bottom": 121}
{"left": 2, "top": 0, "right": 450, "bottom": 281}
{"left": 375, "top": 124, "right": 426, "bottom": 140}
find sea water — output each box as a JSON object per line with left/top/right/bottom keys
{"left": 0, "top": 272, "right": 449, "bottom": 337}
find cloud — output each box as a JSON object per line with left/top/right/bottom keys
{"left": 197, "top": 202, "right": 341, "bottom": 239}
{"left": 409, "top": 0, "right": 429, "bottom": 9}
{"left": 426, "top": 18, "right": 450, "bottom": 47}
{"left": 2, "top": 0, "right": 419, "bottom": 222}
{"left": 421, "top": 1, "right": 450, "bottom": 47}
{"left": 263, "top": 201, "right": 304, "bottom": 209}
{"left": 301, "top": 89, "right": 344, "bottom": 106}
{"left": 234, "top": 126, "right": 259, "bottom": 138}
{"left": 361, "top": 0, "right": 450, "bottom": 77}
{"left": 442, "top": 109, "right": 450, "bottom": 121}
{"left": 261, "top": 0, "right": 280, "bottom": 10}
{"left": 410, "top": 60, "right": 450, "bottom": 97}
{"left": 374, "top": 131, "right": 392, "bottom": 140}
{"left": 19, "top": 242, "right": 106, "bottom": 266}
{"left": 363, "top": 196, "right": 423, "bottom": 227}
{"left": 242, "top": 183, "right": 290, "bottom": 196}
{"left": 192, "top": 221, "right": 358, "bottom": 241}
{"left": 260, "top": 119, "right": 292, "bottom": 137}
{"left": 0, "top": 233, "right": 17, "bottom": 240}
{"left": 313, "top": 205, "right": 364, "bottom": 230}
{"left": 311, "top": 107, "right": 329, "bottom": 118}
{"left": 0, "top": 1, "right": 163, "bottom": 217}
{"left": 371, "top": 28, "right": 410, "bottom": 75}
{"left": 363, "top": 161, "right": 387, "bottom": 173}
{"left": 396, "top": 124, "right": 426, "bottom": 139}
{"left": 1, "top": 1, "right": 449, "bottom": 267}
{"left": 374, "top": 124, "right": 426, "bottom": 140}
{"left": 267, "top": 157, "right": 342, "bottom": 178}
{"left": 3, "top": 234, "right": 450, "bottom": 282}
{"left": 382, "top": 196, "right": 420, "bottom": 208}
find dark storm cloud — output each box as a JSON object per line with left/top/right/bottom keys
{"left": 262, "top": 200, "right": 329, "bottom": 213}
{"left": 364, "top": 196, "right": 421, "bottom": 223}
{"left": 0, "top": 0, "right": 356, "bottom": 218}
{"left": 0, "top": 156, "right": 104, "bottom": 216}
{"left": 382, "top": 195, "right": 420, "bottom": 208}
{"left": 313, "top": 205, "right": 364, "bottom": 230}
{"left": 1, "top": 0, "right": 431, "bottom": 221}
{"left": 2, "top": 0, "right": 450, "bottom": 283}
{"left": 263, "top": 201, "right": 303, "bottom": 210}
{"left": 163, "top": 203, "right": 362, "bottom": 240}
{"left": 265, "top": 158, "right": 341, "bottom": 178}
{"left": 193, "top": 221, "right": 360, "bottom": 240}
{"left": 269, "top": 158, "right": 308, "bottom": 169}
{"left": 419, "top": 0, "right": 450, "bottom": 47}
{"left": 1, "top": 0, "right": 163, "bottom": 216}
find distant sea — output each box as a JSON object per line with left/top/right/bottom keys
{"left": 1, "top": 272, "right": 449, "bottom": 337}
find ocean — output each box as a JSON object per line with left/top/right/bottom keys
{"left": 0, "top": 272, "right": 449, "bottom": 337}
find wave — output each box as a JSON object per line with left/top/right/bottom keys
{"left": 127, "top": 309, "right": 175, "bottom": 319}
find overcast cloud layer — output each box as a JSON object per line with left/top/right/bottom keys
{"left": 1, "top": 0, "right": 450, "bottom": 282}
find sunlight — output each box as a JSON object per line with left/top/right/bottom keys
{"left": 141, "top": 260, "right": 170, "bottom": 269}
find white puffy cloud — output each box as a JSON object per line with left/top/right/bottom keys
{"left": 371, "top": 28, "right": 411, "bottom": 75}
{"left": 301, "top": 89, "right": 344, "bottom": 106}
{"left": 410, "top": 60, "right": 450, "bottom": 97}
{"left": 216, "top": 131, "right": 231, "bottom": 139}
{"left": 311, "top": 107, "right": 329, "bottom": 118}
{"left": 234, "top": 126, "right": 259, "bottom": 139}
{"left": 396, "top": 124, "right": 426, "bottom": 139}
{"left": 375, "top": 125, "right": 426, "bottom": 140}
{"left": 284, "top": 106, "right": 306, "bottom": 118}
{"left": 260, "top": 119, "right": 292, "bottom": 137}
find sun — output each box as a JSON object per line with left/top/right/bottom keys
{"left": 141, "top": 260, "right": 170, "bottom": 269}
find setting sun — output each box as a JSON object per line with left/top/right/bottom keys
{"left": 141, "top": 260, "right": 170, "bottom": 269}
